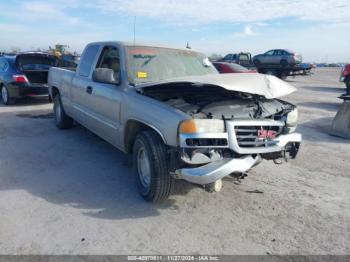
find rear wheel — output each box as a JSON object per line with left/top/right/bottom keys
{"left": 53, "top": 94, "right": 73, "bottom": 129}
{"left": 133, "top": 130, "right": 174, "bottom": 202}
{"left": 1, "top": 86, "right": 15, "bottom": 105}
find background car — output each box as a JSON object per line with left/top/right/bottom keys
{"left": 213, "top": 62, "right": 257, "bottom": 74}
{"left": 340, "top": 64, "right": 350, "bottom": 91}
{"left": 253, "top": 49, "right": 302, "bottom": 67}
{"left": 219, "top": 52, "right": 254, "bottom": 68}
{"left": 0, "top": 52, "right": 56, "bottom": 105}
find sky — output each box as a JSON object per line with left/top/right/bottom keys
{"left": 0, "top": 0, "right": 349, "bottom": 62}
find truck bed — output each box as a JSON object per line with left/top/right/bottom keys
{"left": 48, "top": 67, "right": 76, "bottom": 96}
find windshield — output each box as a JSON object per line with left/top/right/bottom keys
{"left": 126, "top": 46, "right": 218, "bottom": 84}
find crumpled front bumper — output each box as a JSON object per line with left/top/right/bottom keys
{"left": 175, "top": 132, "right": 302, "bottom": 185}
{"left": 175, "top": 155, "right": 260, "bottom": 185}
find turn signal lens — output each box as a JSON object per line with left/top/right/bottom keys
{"left": 179, "top": 120, "right": 197, "bottom": 134}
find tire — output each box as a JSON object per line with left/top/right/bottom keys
{"left": 346, "top": 77, "right": 350, "bottom": 89}
{"left": 280, "top": 59, "right": 288, "bottom": 67}
{"left": 1, "top": 85, "right": 15, "bottom": 105}
{"left": 133, "top": 130, "right": 174, "bottom": 202}
{"left": 279, "top": 71, "right": 288, "bottom": 80}
{"left": 53, "top": 94, "right": 73, "bottom": 129}
{"left": 48, "top": 95, "right": 53, "bottom": 103}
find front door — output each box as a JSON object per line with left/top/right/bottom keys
{"left": 82, "top": 46, "right": 122, "bottom": 147}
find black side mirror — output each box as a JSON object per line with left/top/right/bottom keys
{"left": 92, "top": 68, "right": 120, "bottom": 85}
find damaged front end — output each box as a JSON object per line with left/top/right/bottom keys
{"left": 140, "top": 77, "right": 302, "bottom": 185}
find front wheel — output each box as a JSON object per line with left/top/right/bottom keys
{"left": 133, "top": 130, "right": 174, "bottom": 202}
{"left": 53, "top": 94, "right": 73, "bottom": 129}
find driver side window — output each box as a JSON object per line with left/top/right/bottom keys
{"left": 96, "top": 46, "right": 120, "bottom": 75}
{"left": 265, "top": 50, "right": 275, "bottom": 56}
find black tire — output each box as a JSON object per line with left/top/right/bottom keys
{"left": 279, "top": 71, "right": 288, "bottom": 80}
{"left": 48, "top": 95, "right": 53, "bottom": 103}
{"left": 53, "top": 94, "right": 73, "bottom": 129}
{"left": 1, "top": 85, "right": 15, "bottom": 105}
{"left": 133, "top": 130, "right": 174, "bottom": 202}
{"left": 346, "top": 77, "right": 350, "bottom": 89}
{"left": 280, "top": 59, "right": 288, "bottom": 67}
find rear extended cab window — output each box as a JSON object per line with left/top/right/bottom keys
{"left": 78, "top": 45, "right": 100, "bottom": 77}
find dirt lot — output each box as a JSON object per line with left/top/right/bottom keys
{"left": 0, "top": 68, "right": 349, "bottom": 255}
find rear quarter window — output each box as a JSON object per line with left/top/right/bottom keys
{"left": 79, "top": 45, "right": 100, "bottom": 77}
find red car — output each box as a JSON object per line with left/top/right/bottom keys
{"left": 340, "top": 64, "right": 350, "bottom": 90}
{"left": 213, "top": 62, "right": 257, "bottom": 74}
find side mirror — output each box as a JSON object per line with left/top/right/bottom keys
{"left": 203, "top": 57, "right": 212, "bottom": 67}
{"left": 92, "top": 68, "right": 120, "bottom": 85}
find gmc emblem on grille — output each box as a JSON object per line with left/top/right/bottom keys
{"left": 257, "top": 128, "right": 277, "bottom": 140}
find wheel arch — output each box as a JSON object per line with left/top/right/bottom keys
{"left": 50, "top": 86, "right": 60, "bottom": 99}
{"left": 124, "top": 119, "right": 167, "bottom": 154}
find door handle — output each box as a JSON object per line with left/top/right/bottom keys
{"left": 86, "top": 86, "right": 93, "bottom": 94}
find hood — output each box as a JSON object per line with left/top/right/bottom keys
{"left": 136, "top": 73, "right": 296, "bottom": 99}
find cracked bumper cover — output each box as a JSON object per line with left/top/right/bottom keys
{"left": 175, "top": 132, "right": 302, "bottom": 185}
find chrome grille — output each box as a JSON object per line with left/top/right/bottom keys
{"left": 235, "top": 125, "right": 283, "bottom": 148}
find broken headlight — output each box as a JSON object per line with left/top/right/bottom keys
{"left": 285, "top": 108, "right": 298, "bottom": 133}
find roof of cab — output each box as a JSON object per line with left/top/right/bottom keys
{"left": 86, "top": 41, "right": 202, "bottom": 53}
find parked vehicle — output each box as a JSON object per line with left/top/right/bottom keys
{"left": 48, "top": 41, "right": 302, "bottom": 202}
{"left": 253, "top": 49, "right": 302, "bottom": 67}
{"left": 222, "top": 50, "right": 310, "bottom": 79}
{"left": 213, "top": 62, "right": 256, "bottom": 74}
{"left": 0, "top": 52, "right": 56, "bottom": 105}
{"left": 220, "top": 52, "right": 254, "bottom": 68}
{"left": 340, "top": 64, "right": 350, "bottom": 92}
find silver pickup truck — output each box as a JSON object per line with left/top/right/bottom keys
{"left": 48, "top": 41, "right": 302, "bottom": 202}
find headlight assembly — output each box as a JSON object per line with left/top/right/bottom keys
{"left": 285, "top": 108, "right": 298, "bottom": 133}
{"left": 178, "top": 119, "right": 225, "bottom": 134}
{"left": 286, "top": 108, "right": 298, "bottom": 127}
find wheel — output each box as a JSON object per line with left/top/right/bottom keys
{"left": 133, "top": 130, "right": 174, "bottom": 202}
{"left": 346, "top": 77, "right": 350, "bottom": 89}
{"left": 48, "top": 95, "right": 53, "bottom": 103}
{"left": 280, "top": 59, "right": 288, "bottom": 67}
{"left": 253, "top": 59, "right": 261, "bottom": 67}
{"left": 1, "top": 86, "right": 15, "bottom": 105}
{"left": 279, "top": 71, "right": 288, "bottom": 80}
{"left": 53, "top": 94, "right": 73, "bottom": 129}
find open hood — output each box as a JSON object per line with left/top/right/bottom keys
{"left": 136, "top": 73, "right": 296, "bottom": 99}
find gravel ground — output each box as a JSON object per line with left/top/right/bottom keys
{"left": 0, "top": 68, "right": 349, "bottom": 255}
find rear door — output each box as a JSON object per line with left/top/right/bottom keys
{"left": 272, "top": 50, "right": 283, "bottom": 64}
{"left": 0, "top": 58, "right": 6, "bottom": 84}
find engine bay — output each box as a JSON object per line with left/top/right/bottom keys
{"left": 141, "top": 82, "right": 295, "bottom": 120}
